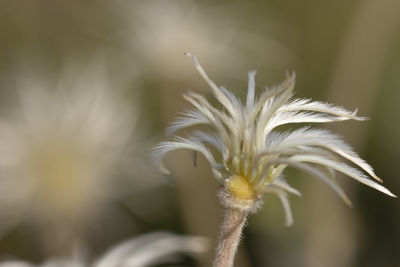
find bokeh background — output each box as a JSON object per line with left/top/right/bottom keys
{"left": 0, "top": 0, "right": 399, "bottom": 266}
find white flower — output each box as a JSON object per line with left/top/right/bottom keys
{"left": 154, "top": 53, "right": 396, "bottom": 226}
{"left": 0, "top": 65, "right": 140, "bottom": 236}
{"left": 0, "top": 232, "right": 208, "bottom": 267}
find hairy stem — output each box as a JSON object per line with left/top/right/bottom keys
{"left": 213, "top": 208, "right": 248, "bottom": 267}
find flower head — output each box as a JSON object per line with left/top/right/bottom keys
{"left": 0, "top": 65, "right": 142, "bottom": 236}
{"left": 0, "top": 232, "right": 208, "bottom": 267}
{"left": 154, "top": 53, "right": 396, "bottom": 226}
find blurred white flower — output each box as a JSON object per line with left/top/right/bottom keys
{"left": 154, "top": 53, "right": 396, "bottom": 226}
{"left": 0, "top": 232, "right": 208, "bottom": 267}
{"left": 0, "top": 62, "right": 154, "bottom": 244}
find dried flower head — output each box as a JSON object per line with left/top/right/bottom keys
{"left": 154, "top": 53, "right": 396, "bottom": 226}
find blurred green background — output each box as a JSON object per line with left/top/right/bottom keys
{"left": 0, "top": 0, "right": 399, "bottom": 266}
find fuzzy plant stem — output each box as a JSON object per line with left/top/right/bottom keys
{"left": 213, "top": 208, "right": 248, "bottom": 267}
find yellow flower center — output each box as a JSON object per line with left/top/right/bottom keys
{"left": 226, "top": 175, "right": 256, "bottom": 200}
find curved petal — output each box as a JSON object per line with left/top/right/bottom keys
{"left": 271, "top": 178, "right": 302, "bottom": 196}
{"left": 95, "top": 232, "right": 208, "bottom": 267}
{"left": 152, "top": 137, "right": 223, "bottom": 182}
{"left": 184, "top": 53, "right": 240, "bottom": 121}
{"left": 263, "top": 158, "right": 352, "bottom": 205}
{"left": 255, "top": 73, "right": 295, "bottom": 147}
{"left": 291, "top": 155, "right": 396, "bottom": 198}
{"left": 246, "top": 71, "right": 256, "bottom": 111}
{"left": 264, "top": 187, "right": 294, "bottom": 226}
{"left": 166, "top": 109, "right": 210, "bottom": 137}
{"left": 263, "top": 111, "right": 351, "bottom": 138}
{"left": 278, "top": 98, "right": 367, "bottom": 120}
{"left": 273, "top": 127, "right": 382, "bottom": 182}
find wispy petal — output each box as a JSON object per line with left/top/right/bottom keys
{"left": 219, "top": 86, "right": 244, "bottom": 124}
{"left": 192, "top": 130, "right": 225, "bottom": 154}
{"left": 183, "top": 93, "right": 232, "bottom": 148}
{"left": 278, "top": 192, "right": 293, "bottom": 226}
{"left": 271, "top": 178, "right": 302, "bottom": 196}
{"left": 152, "top": 137, "right": 223, "bottom": 181}
{"left": 255, "top": 73, "right": 296, "bottom": 146}
{"left": 278, "top": 98, "right": 367, "bottom": 120}
{"left": 264, "top": 158, "right": 352, "bottom": 205}
{"left": 166, "top": 109, "right": 209, "bottom": 137}
{"left": 95, "top": 232, "right": 208, "bottom": 267}
{"left": 184, "top": 53, "right": 240, "bottom": 120}
{"left": 254, "top": 146, "right": 332, "bottom": 166}
{"left": 263, "top": 111, "right": 351, "bottom": 138}
{"left": 264, "top": 188, "right": 294, "bottom": 226}
{"left": 291, "top": 155, "right": 396, "bottom": 198}
{"left": 273, "top": 127, "right": 382, "bottom": 182}
{"left": 246, "top": 71, "right": 256, "bottom": 111}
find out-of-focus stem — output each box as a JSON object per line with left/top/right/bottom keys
{"left": 213, "top": 208, "right": 247, "bottom": 267}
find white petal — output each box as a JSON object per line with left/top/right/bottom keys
{"left": 277, "top": 191, "right": 294, "bottom": 226}
{"left": 248, "top": 73, "right": 295, "bottom": 125}
{"left": 95, "top": 232, "right": 208, "bottom": 267}
{"left": 265, "top": 158, "right": 352, "bottom": 205}
{"left": 247, "top": 87, "right": 278, "bottom": 125}
{"left": 278, "top": 98, "right": 367, "bottom": 120}
{"left": 291, "top": 155, "right": 396, "bottom": 198}
{"left": 219, "top": 86, "right": 244, "bottom": 123}
{"left": 184, "top": 52, "right": 239, "bottom": 120}
{"left": 152, "top": 137, "right": 219, "bottom": 179}
{"left": 246, "top": 71, "right": 256, "bottom": 111}
{"left": 264, "top": 188, "right": 294, "bottom": 226}
{"left": 273, "top": 127, "right": 382, "bottom": 182}
{"left": 183, "top": 93, "right": 221, "bottom": 127}
{"left": 166, "top": 109, "right": 209, "bottom": 137}
{"left": 184, "top": 92, "right": 236, "bottom": 133}
{"left": 183, "top": 93, "right": 232, "bottom": 149}
{"left": 185, "top": 93, "right": 244, "bottom": 164}
{"left": 184, "top": 92, "right": 244, "bottom": 164}
{"left": 253, "top": 146, "right": 332, "bottom": 166}
{"left": 272, "top": 178, "right": 302, "bottom": 196}
{"left": 255, "top": 73, "right": 296, "bottom": 147}
{"left": 192, "top": 130, "right": 224, "bottom": 154}
{"left": 264, "top": 111, "right": 351, "bottom": 137}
